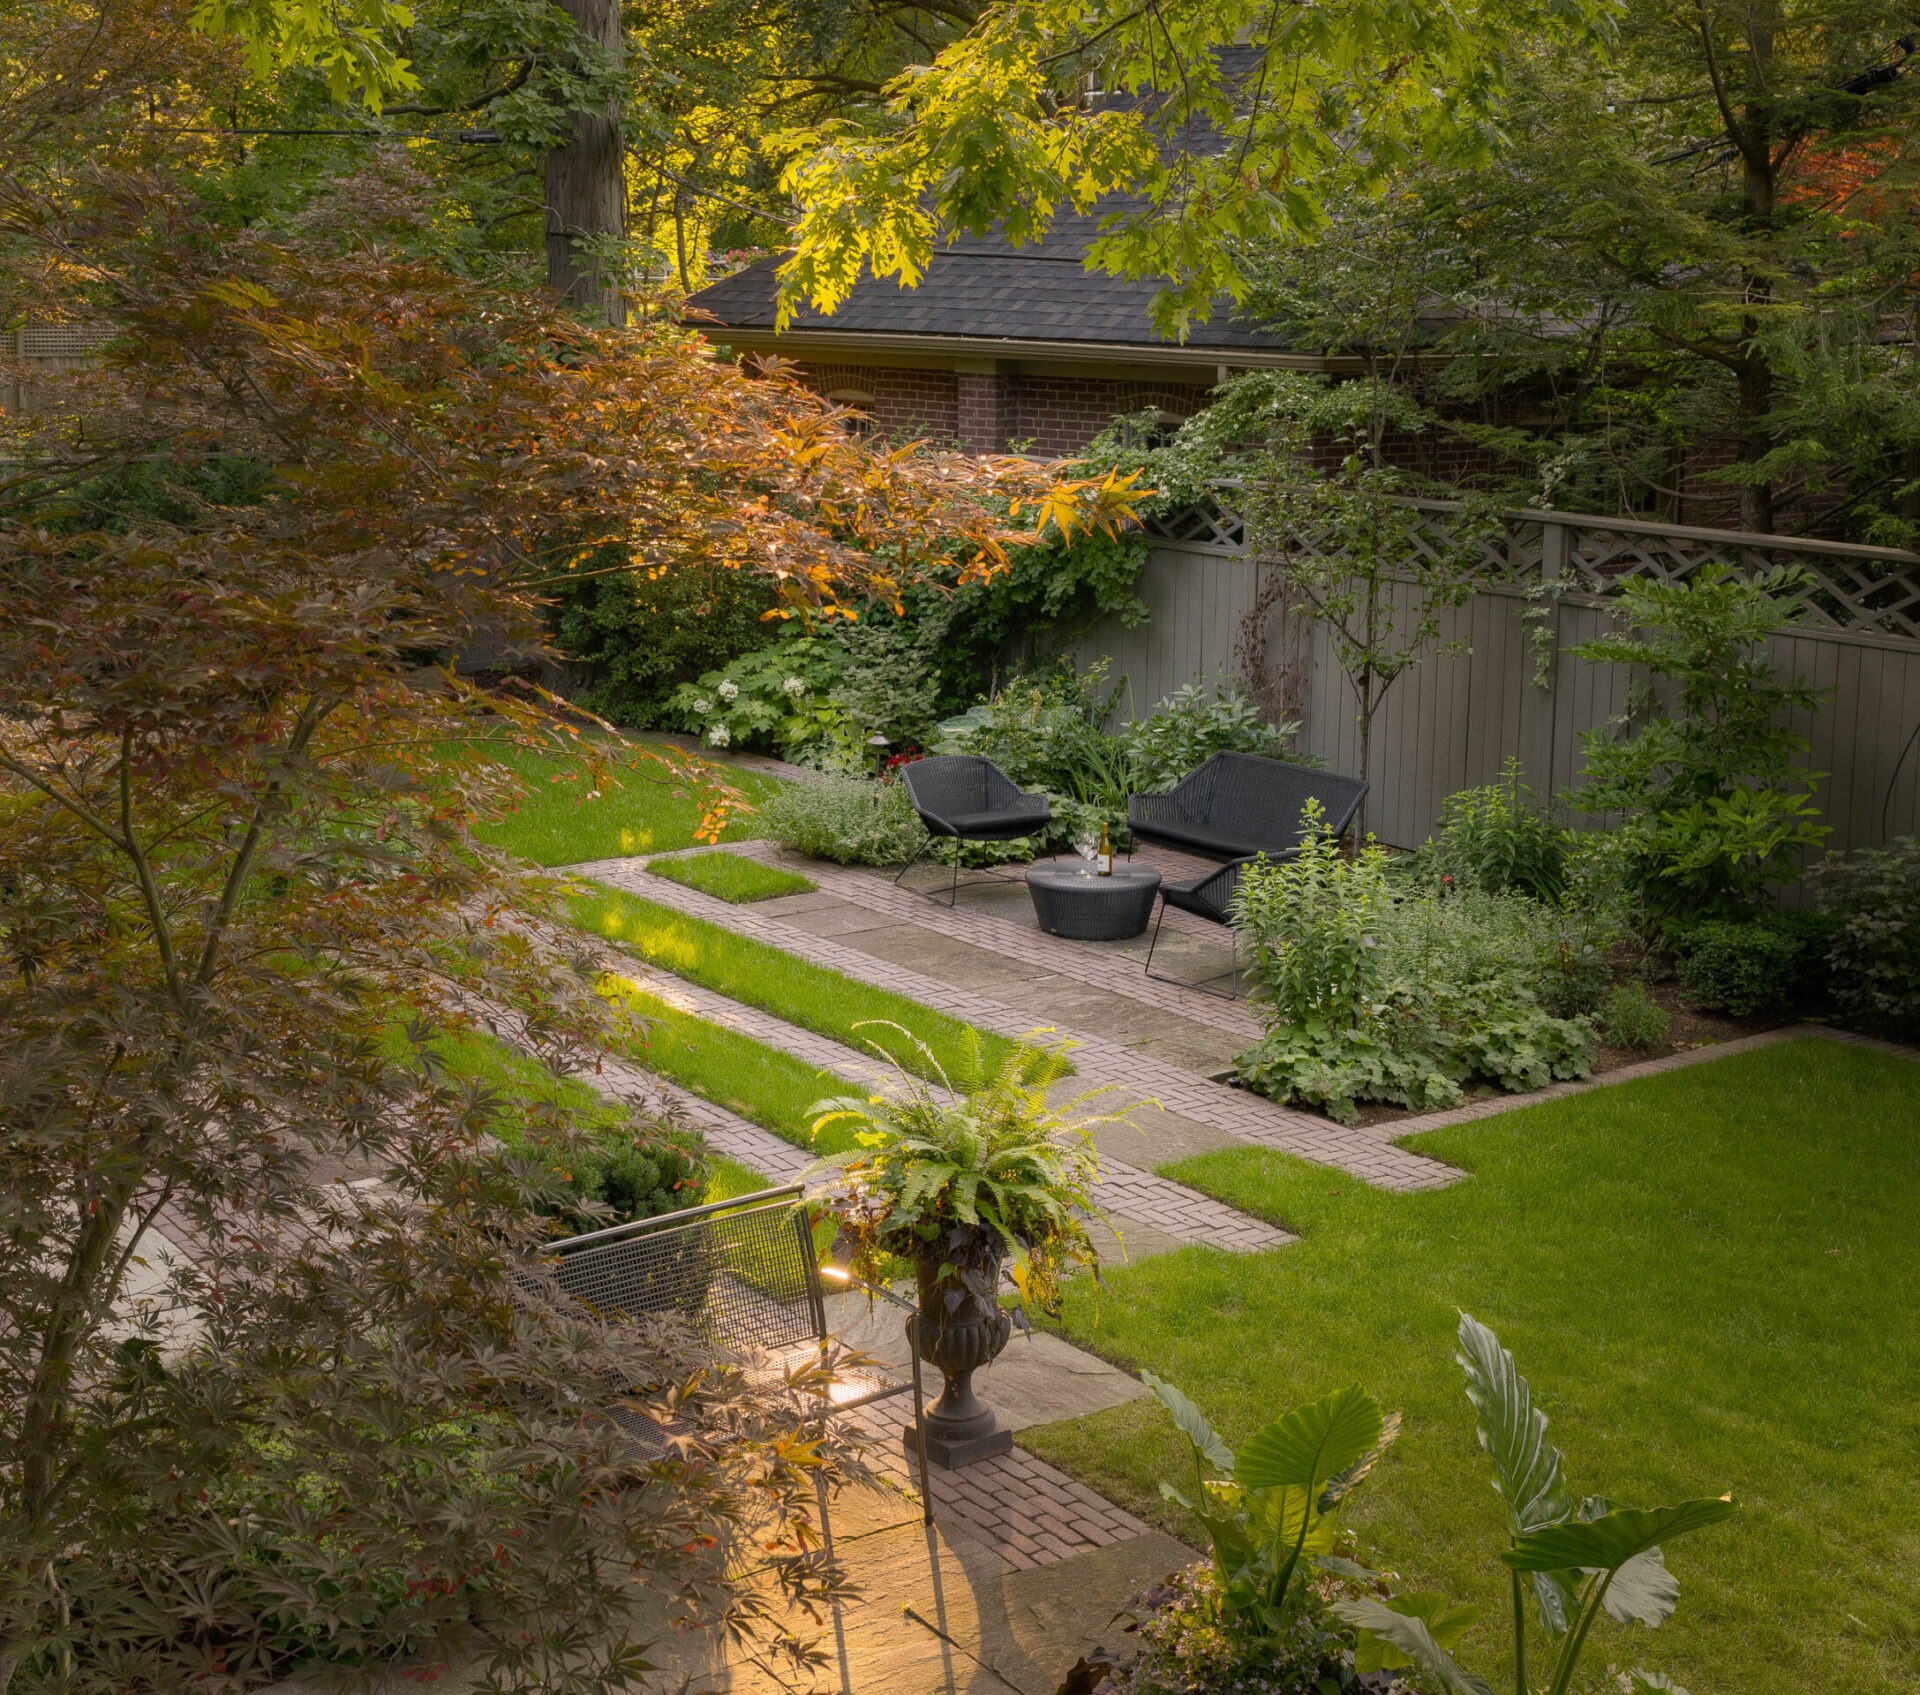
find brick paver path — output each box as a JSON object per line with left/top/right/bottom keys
{"left": 604, "top": 946, "right": 1292, "bottom": 1252}
{"left": 848, "top": 1393, "right": 1155, "bottom": 1571}
{"left": 574, "top": 857, "right": 1461, "bottom": 1193}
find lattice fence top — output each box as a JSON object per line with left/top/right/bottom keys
{"left": 1140, "top": 492, "right": 1920, "bottom": 646}
{"left": 14, "top": 321, "right": 111, "bottom": 361}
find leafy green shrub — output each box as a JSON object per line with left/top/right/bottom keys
{"left": 1235, "top": 1021, "right": 1467, "bottom": 1121}
{"left": 1569, "top": 564, "right": 1830, "bottom": 924}
{"left": 1235, "top": 811, "right": 1393, "bottom": 1031}
{"left": 552, "top": 560, "right": 780, "bottom": 727}
{"left": 932, "top": 517, "right": 1152, "bottom": 701}
{"left": 1427, "top": 759, "right": 1570, "bottom": 902}
{"left": 934, "top": 659, "right": 1128, "bottom": 798}
{"left": 1386, "top": 889, "right": 1612, "bottom": 1020}
{"left": 1602, "top": 981, "right": 1671, "bottom": 1049}
{"left": 668, "top": 634, "right": 852, "bottom": 758}
{"left": 1125, "top": 682, "right": 1304, "bottom": 793}
{"left": 1233, "top": 810, "right": 1597, "bottom": 1120}
{"left": 1813, "top": 837, "right": 1920, "bottom": 1039}
{"left": 645, "top": 850, "right": 817, "bottom": 903}
{"left": 1671, "top": 914, "right": 1830, "bottom": 1017}
{"left": 758, "top": 774, "right": 928, "bottom": 865}
{"left": 548, "top": 1135, "right": 703, "bottom": 1232}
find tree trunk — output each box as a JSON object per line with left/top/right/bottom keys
{"left": 1735, "top": 353, "right": 1776, "bottom": 533}
{"left": 1733, "top": 9, "right": 1778, "bottom": 533}
{"left": 545, "top": 0, "right": 625, "bottom": 325}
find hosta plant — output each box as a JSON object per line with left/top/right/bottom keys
{"left": 1334, "top": 1314, "right": 1736, "bottom": 1695}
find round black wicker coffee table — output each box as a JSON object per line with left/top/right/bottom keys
{"left": 1024, "top": 863, "right": 1162, "bottom": 941}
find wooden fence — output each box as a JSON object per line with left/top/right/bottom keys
{"left": 1071, "top": 498, "right": 1920, "bottom": 857}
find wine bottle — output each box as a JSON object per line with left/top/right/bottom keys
{"left": 1096, "top": 820, "right": 1114, "bottom": 876}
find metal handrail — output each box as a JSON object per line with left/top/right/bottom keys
{"left": 543, "top": 1183, "right": 804, "bottom": 1253}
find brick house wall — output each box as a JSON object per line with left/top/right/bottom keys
{"left": 788, "top": 361, "right": 1214, "bottom": 453}
{"left": 798, "top": 362, "right": 962, "bottom": 443}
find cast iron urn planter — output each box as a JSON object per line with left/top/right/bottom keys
{"left": 904, "top": 1240, "right": 1013, "bottom": 1469}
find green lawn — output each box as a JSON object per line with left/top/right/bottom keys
{"left": 1024, "top": 1039, "right": 1919, "bottom": 1695}
{"left": 462, "top": 734, "right": 783, "bottom": 866}
{"left": 571, "top": 884, "right": 1033, "bottom": 1085}
{"left": 647, "top": 851, "right": 818, "bottom": 904}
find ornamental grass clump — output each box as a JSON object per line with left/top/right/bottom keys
{"left": 1233, "top": 804, "right": 1597, "bottom": 1121}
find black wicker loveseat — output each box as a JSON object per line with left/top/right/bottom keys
{"left": 1129, "top": 753, "right": 1368, "bottom": 993}
{"left": 1127, "top": 751, "right": 1367, "bottom": 862}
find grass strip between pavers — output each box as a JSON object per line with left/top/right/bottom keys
{"left": 603, "top": 976, "right": 863, "bottom": 1158}
{"left": 1021, "top": 1037, "right": 1920, "bottom": 1695}
{"left": 569, "top": 883, "right": 1047, "bottom": 1087}
{"left": 646, "top": 851, "right": 818, "bottom": 904}
{"left": 383, "top": 1022, "right": 781, "bottom": 1201}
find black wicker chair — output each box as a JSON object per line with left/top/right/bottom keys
{"left": 898, "top": 755, "right": 1052, "bottom": 905}
{"left": 538, "top": 1184, "right": 932, "bottom": 1520}
{"left": 1131, "top": 754, "right": 1368, "bottom": 995}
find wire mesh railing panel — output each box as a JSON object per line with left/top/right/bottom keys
{"left": 553, "top": 1202, "right": 819, "bottom": 1354}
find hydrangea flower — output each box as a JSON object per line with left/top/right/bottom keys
{"left": 782, "top": 675, "right": 807, "bottom": 699}
{"left": 692, "top": 698, "right": 712, "bottom": 714}
{"left": 718, "top": 679, "right": 739, "bottom": 702}
{"left": 707, "top": 724, "right": 731, "bottom": 748}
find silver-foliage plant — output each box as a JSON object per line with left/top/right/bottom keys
{"left": 759, "top": 772, "right": 931, "bottom": 865}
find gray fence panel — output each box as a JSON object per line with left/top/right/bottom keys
{"left": 1073, "top": 542, "right": 1920, "bottom": 858}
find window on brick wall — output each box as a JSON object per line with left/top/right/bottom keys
{"left": 826, "top": 388, "right": 877, "bottom": 436}
{"left": 1117, "top": 407, "right": 1192, "bottom": 449}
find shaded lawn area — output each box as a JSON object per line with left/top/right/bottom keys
{"left": 1023, "top": 1039, "right": 1919, "bottom": 1695}
{"left": 383, "top": 1022, "right": 778, "bottom": 1198}
{"left": 572, "top": 885, "right": 1033, "bottom": 1086}
{"left": 463, "top": 734, "right": 782, "bottom": 866}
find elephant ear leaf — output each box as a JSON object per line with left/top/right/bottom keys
{"left": 1319, "top": 1410, "right": 1401, "bottom": 1511}
{"left": 1604, "top": 1546, "right": 1681, "bottom": 1627}
{"left": 1503, "top": 1498, "right": 1737, "bottom": 1575}
{"left": 1351, "top": 1591, "right": 1479, "bottom": 1674}
{"left": 1333, "top": 1598, "right": 1496, "bottom": 1695}
{"left": 1456, "top": 1313, "right": 1580, "bottom": 1634}
{"left": 1236, "top": 1384, "right": 1384, "bottom": 1495}
{"left": 1455, "top": 1313, "right": 1572, "bottom": 1535}
{"left": 1142, "top": 1372, "right": 1235, "bottom": 1475}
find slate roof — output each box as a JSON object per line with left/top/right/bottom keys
{"left": 688, "top": 204, "right": 1300, "bottom": 356}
